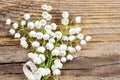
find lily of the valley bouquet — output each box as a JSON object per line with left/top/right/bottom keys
{"left": 6, "top": 4, "right": 92, "bottom": 80}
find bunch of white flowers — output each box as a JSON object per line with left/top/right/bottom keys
{"left": 28, "top": 52, "right": 46, "bottom": 64}
{"left": 6, "top": 4, "right": 92, "bottom": 80}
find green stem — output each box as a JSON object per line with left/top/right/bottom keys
{"left": 58, "top": 25, "right": 64, "bottom": 35}
{"left": 42, "top": 76, "right": 47, "bottom": 80}
{"left": 70, "top": 19, "right": 74, "bottom": 25}
{"left": 46, "top": 53, "right": 53, "bottom": 68}
{"left": 65, "top": 25, "right": 68, "bottom": 34}
{"left": 49, "top": 76, "right": 59, "bottom": 80}
{"left": 42, "top": 40, "right": 46, "bottom": 47}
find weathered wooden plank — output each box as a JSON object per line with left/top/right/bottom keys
{"left": 0, "top": 74, "right": 120, "bottom": 80}
{"left": 0, "top": 62, "right": 120, "bottom": 77}
{"left": 0, "top": 74, "right": 26, "bottom": 80}
{"left": 0, "top": 46, "right": 28, "bottom": 63}
{"left": 60, "top": 75, "right": 120, "bottom": 80}
{"left": 0, "top": 56, "right": 120, "bottom": 75}
{"left": 0, "top": 0, "right": 120, "bottom": 25}
{"left": 0, "top": 41, "right": 120, "bottom": 63}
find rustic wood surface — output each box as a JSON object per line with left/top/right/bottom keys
{"left": 0, "top": 0, "right": 120, "bottom": 80}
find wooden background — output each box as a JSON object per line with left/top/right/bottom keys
{"left": 0, "top": 0, "right": 120, "bottom": 80}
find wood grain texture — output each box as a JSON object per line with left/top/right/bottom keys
{"left": 0, "top": 0, "right": 120, "bottom": 80}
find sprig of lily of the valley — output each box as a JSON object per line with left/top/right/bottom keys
{"left": 6, "top": 4, "right": 92, "bottom": 80}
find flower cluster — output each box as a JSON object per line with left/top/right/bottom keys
{"left": 6, "top": 4, "right": 92, "bottom": 80}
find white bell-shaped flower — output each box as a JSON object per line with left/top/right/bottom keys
{"left": 69, "top": 35, "right": 76, "bottom": 41}
{"left": 24, "top": 13, "right": 30, "bottom": 20}
{"left": 50, "top": 23, "right": 57, "bottom": 30}
{"left": 46, "top": 43, "right": 54, "bottom": 51}
{"left": 31, "top": 41, "right": 40, "bottom": 48}
{"left": 62, "top": 11, "right": 69, "bottom": 18}
{"left": 85, "top": 36, "right": 92, "bottom": 41}
{"left": 80, "top": 40, "right": 87, "bottom": 45}
{"left": 67, "top": 54, "right": 73, "bottom": 60}
{"left": 14, "top": 33, "right": 21, "bottom": 38}
{"left": 75, "top": 45, "right": 81, "bottom": 51}
{"left": 37, "top": 46, "right": 45, "bottom": 53}
{"left": 61, "top": 57, "right": 67, "bottom": 63}
{"left": 13, "top": 22, "right": 18, "bottom": 29}
{"left": 29, "top": 31, "right": 37, "bottom": 38}
{"left": 69, "top": 28, "right": 76, "bottom": 34}
{"left": 36, "top": 32, "right": 43, "bottom": 39}
{"left": 34, "top": 21, "right": 41, "bottom": 29}
{"left": 33, "top": 57, "right": 42, "bottom": 64}
{"left": 55, "top": 31, "right": 62, "bottom": 39}
{"left": 75, "top": 16, "right": 81, "bottom": 23}
{"left": 53, "top": 69, "right": 61, "bottom": 76}
{"left": 9, "top": 28, "right": 15, "bottom": 35}
{"left": 43, "top": 34, "right": 50, "bottom": 40}
{"left": 52, "top": 48, "right": 60, "bottom": 56}
{"left": 39, "top": 54, "right": 46, "bottom": 61}
{"left": 6, "top": 18, "right": 11, "bottom": 25}
{"left": 27, "top": 22, "right": 35, "bottom": 29}
{"left": 40, "top": 19, "right": 47, "bottom": 26}
{"left": 21, "top": 20, "right": 26, "bottom": 26}
{"left": 77, "top": 33, "right": 84, "bottom": 40}
{"left": 60, "top": 44, "right": 67, "bottom": 51}
{"left": 61, "top": 18, "right": 69, "bottom": 25}
{"left": 62, "top": 36, "right": 68, "bottom": 41}
{"left": 20, "top": 40, "right": 28, "bottom": 48}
